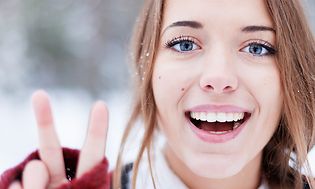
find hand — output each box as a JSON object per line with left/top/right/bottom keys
{"left": 8, "top": 90, "right": 109, "bottom": 189}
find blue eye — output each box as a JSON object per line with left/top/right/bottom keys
{"left": 165, "top": 36, "right": 200, "bottom": 53}
{"left": 173, "top": 40, "right": 198, "bottom": 52}
{"left": 242, "top": 42, "right": 276, "bottom": 56}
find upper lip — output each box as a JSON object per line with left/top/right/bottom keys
{"left": 186, "top": 104, "right": 253, "bottom": 113}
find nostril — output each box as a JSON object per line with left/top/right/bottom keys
{"left": 200, "top": 75, "right": 238, "bottom": 93}
{"left": 205, "top": 85, "right": 214, "bottom": 90}
{"left": 223, "top": 86, "right": 233, "bottom": 91}
{"left": 202, "top": 84, "right": 235, "bottom": 93}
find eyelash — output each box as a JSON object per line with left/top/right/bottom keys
{"left": 242, "top": 40, "right": 277, "bottom": 56}
{"left": 164, "top": 36, "right": 199, "bottom": 50}
{"left": 164, "top": 36, "right": 276, "bottom": 57}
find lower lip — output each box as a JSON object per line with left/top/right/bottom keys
{"left": 188, "top": 117, "right": 248, "bottom": 143}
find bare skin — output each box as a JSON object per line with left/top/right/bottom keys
{"left": 8, "top": 90, "right": 109, "bottom": 189}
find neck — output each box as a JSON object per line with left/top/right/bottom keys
{"left": 164, "top": 146, "right": 263, "bottom": 189}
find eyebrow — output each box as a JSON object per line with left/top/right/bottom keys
{"left": 167, "top": 21, "right": 203, "bottom": 29}
{"left": 162, "top": 21, "right": 203, "bottom": 34}
{"left": 162, "top": 21, "right": 275, "bottom": 35}
{"left": 241, "top": 25, "right": 275, "bottom": 33}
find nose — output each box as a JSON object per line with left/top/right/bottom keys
{"left": 199, "top": 53, "right": 238, "bottom": 94}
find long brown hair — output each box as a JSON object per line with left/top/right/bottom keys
{"left": 114, "top": 0, "right": 315, "bottom": 188}
{"left": 263, "top": 0, "right": 315, "bottom": 188}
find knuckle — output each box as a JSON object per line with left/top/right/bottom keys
{"left": 24, "top": 160, "right": 47, "bottom": 173}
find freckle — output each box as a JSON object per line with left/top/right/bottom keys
{"left": 181, "top": 88, "right": 185, "bottom": 91}
{"left": 158, "top": 76, "right": 161, "bottom": 79}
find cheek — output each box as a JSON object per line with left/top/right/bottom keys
{"left": 241, "top": 63, "right": 282, "bottom": 110}
{"left": 152, "top": 67, "right": 191, "bottom": 109}
{"left": 152, "top": 63, "right": 193, "bottom": 139}
{"left": 243, "top": 65, "right": 283, "bottom": 146}
{"left": 259, "top": 71, "right": 282, "bottom": 109}
{"left": 259, "top": 74, "right": 283, "bottom": 131}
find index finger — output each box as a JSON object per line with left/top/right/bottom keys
{"left": 32, "top": 90, "right": 67, "bottom": 187}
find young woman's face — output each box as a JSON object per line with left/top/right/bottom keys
{"left": 152, "top": 0, "right": 283, "bottom": 179}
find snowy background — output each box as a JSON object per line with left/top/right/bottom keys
{"left": 0, "top": 0, "right": 315, "bottom": 175}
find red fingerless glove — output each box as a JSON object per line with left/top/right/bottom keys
{"left": 0, "top": 148, "right": 110, "bottom": 189}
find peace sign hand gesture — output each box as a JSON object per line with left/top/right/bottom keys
{"left": 8, "top": 90, "right": 109, "bottom": 189}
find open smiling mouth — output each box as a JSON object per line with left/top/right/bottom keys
{"left": 186, "top": 111, "right": 251, "bottom": 135}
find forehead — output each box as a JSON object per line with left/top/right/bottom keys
{"left": 161, "top": 0, "right": 274, "bottom": 31}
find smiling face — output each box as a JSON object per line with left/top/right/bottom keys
{"left": 152, "top": 0, "right": 283, "bottom": 185}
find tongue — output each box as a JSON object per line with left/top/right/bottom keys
{"left": 200, "top": 122, "right": 234, "bottom": 132}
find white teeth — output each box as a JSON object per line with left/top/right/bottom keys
{"left": 206, "top": 113, "right": 216, "bottom": 122}
{"left": 233, "top": 113, "right": 243, "bottom": 121}
{"left": 208, "top": 130, "right": 231, "bottom": 135}
{"left": 190, "top": 112, "right": 245, "bottom": 123}
{"left": 217, "top": 113, "right": 226, "bottom": 122}
{"left": 226, "top": 113, "right": 234, "bottom": 122}
{"left": 200, "top": 112, "right": 207, "bottom": 121}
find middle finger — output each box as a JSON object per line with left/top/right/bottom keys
{"left": 76, "top": 101, "right": 109, "bottom": 177}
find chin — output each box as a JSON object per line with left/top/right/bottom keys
{"left": 185, "top": 153, "right": 245, "bottom": 179}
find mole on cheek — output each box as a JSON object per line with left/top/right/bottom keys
{"left": 181, "top": 88, "right": 185, "bottom": 92}
{"left": 158, "top": 76, "right": 162, "bottom": 80}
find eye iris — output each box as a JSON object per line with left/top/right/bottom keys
{"left": 249, "top": 44, "right": 263, "bottom": 55}
{"left": 180, "top": 41, "right": 193, "bottom": 51}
